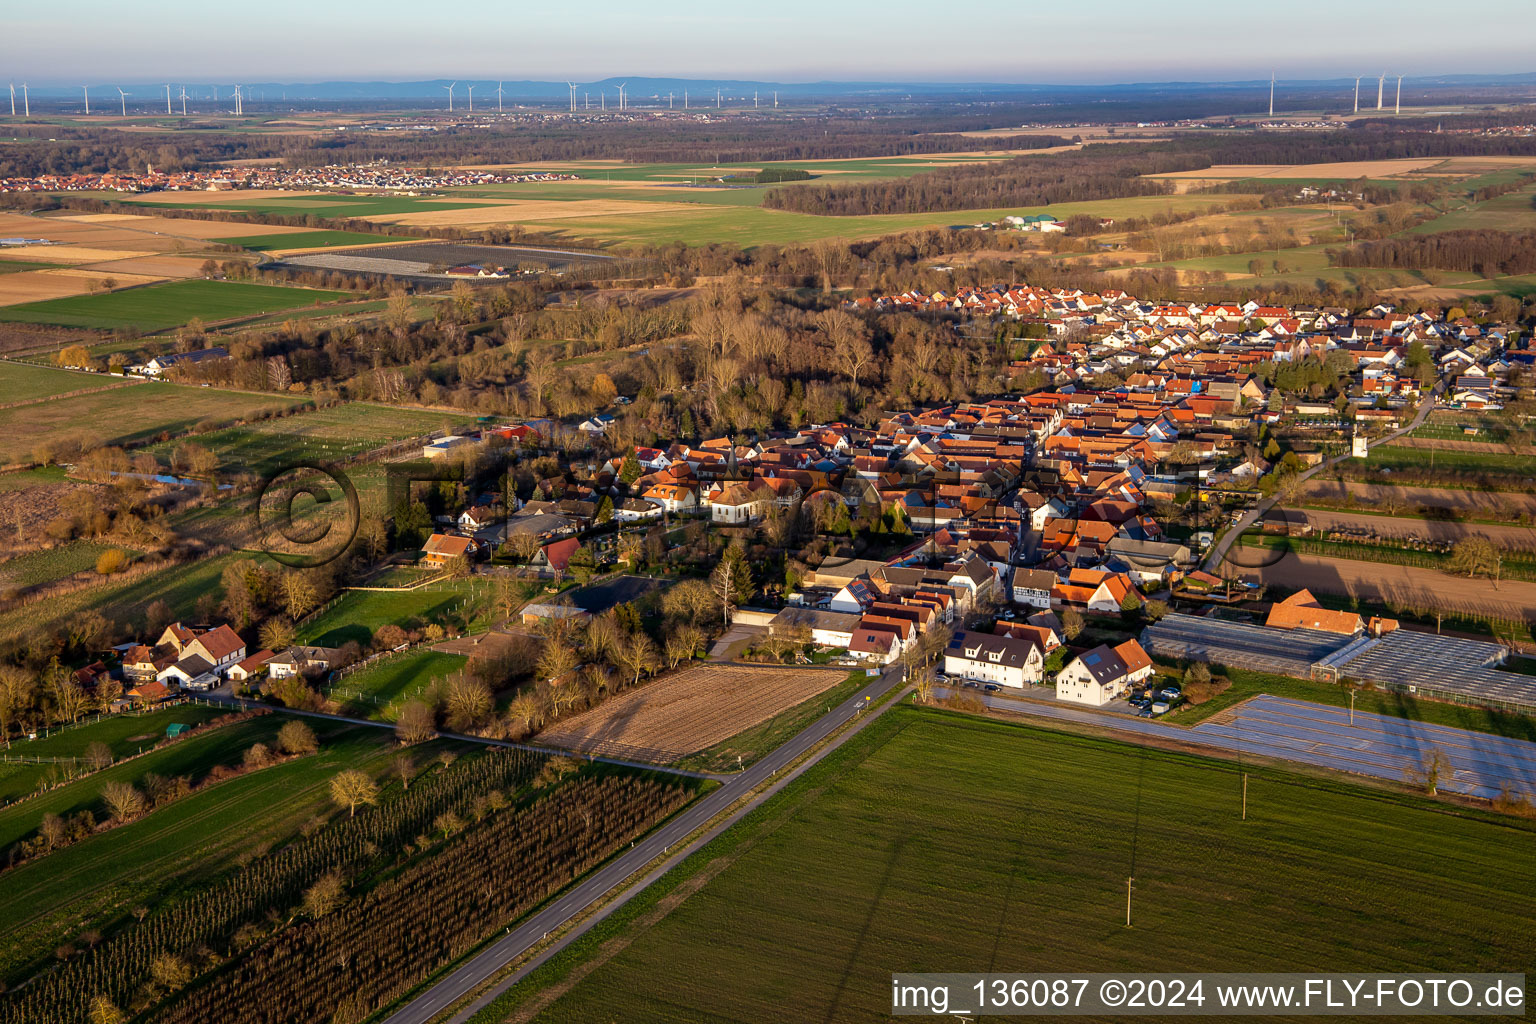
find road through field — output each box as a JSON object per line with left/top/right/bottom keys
{"left": 378, "top": 667, "right": 905, "bottom": 1024}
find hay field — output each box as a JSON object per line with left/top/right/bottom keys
{"left": 538, "top": 663, "right": 845, "bottom": 762}
{"left": 77, "top": 254, "right": 211, "bottom": 278}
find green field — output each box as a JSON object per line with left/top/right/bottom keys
{"left": 487, "top": 707, "right": 1536, "bottom": 1023}
{"left": 328, "top": 648, "right": 469, "bottom": 718}
{"left": 0, "top": 704, "right": 229, "bottom": 804}
{"left": 1367, "top": 442, "right": 1536, "bottom": 480}
{"left": 0, "top": 379, "right": 303, "bottom": 464}
{"left": 0, "top": 279, "right": 348, "bottom": 331}
{"left": 0, "top": 540, "right": 120, "bottom": 590}
{"left": 0, "top": 718, "right": 425, "bottom": 983}
{"left": 210, "top": 229, "right": 414, "bottom": 251}
{"left": 0, "top": 258, "right": 57, "bottom": 275}
{"left": 142, "top": 401, "right": 473, "bottom": 473}
{"left": 0, "top": 361, "right": 122, "bottom": 404}
{"left": 120, "top": 194, "right": 486, "bottom": 218}
{"left": 298, "top": 581, "right": 489, "bottom": 648}
{"left": 1407, "top": 184, "right": 1536, "bottom": 234}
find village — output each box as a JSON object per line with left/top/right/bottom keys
{"left": 0, "top": 164, "right": 575, "bottom": 195}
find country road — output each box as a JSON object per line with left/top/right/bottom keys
{"left": 375, "top": 667, "right": 907, "bottom": 1024}
{"left": 1202, "top": 378, "right": 1446, "bottom": 575}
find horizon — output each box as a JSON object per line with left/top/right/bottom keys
{"left": 8, "top": 0, "right": 1536, "bottom": 84}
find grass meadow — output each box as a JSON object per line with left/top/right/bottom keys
{"left": 0, "top": 362, "right": 115, "bottom": 404}
{"left": 0, "top": 279, "right": 348, "bottom": 331}
{"left": 482, "top": 707, "right": 1536, "bottom": 1024}
{"left": 211, "top": 229, "right": 414, "bottom": 251}
{"left": 326, "top": 648, "right": 469, "bottom": 719}
{"left": 0, "top": 379, "right": 303, "bottom": 464}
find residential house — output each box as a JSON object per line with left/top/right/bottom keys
{"left": 1055, "top": 639, "right": 1152, "bottom": 706}
{"left": 944, "top": 630, "right": 1044, "bottom": 688}
{"left": 422, "top": 533, "right": 474, "bottom": 567}
{"left": 1009, "top": 567, "right": 1057, "bottom": 609}
{"left": 267, "top": 645, "right": 341, "bottom": 681}
{"left": 228, "top": 649, "right": 276, "bottom": 684}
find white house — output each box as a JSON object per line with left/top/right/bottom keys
{"left": 268, "top": 645, "right": 342, "bottom": 681}
{"left": 159, "top": 654, "right": 218, "bottom": 691}
{"left": 1009, "top": 567, "right": 1057, "bottom": 609}
{"left": 423, "top": 435, "right": 475, "bottom": 459}
{"left": 1055, "top": 640, "right": 1153, "bottom": 706}
{"left": 943, "top": 631, "right": 1043, "bottom": 688}
{"left": 179, "top": 624, "right": 246, "bottom": 676}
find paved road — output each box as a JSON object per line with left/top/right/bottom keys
{"left": 208, "top": 692, "right": 724, "bottom": 782}
{"left": 936, "top": 684, "right": 1534, "bottom": 800}
{"left": 378, "top": 669, "right": 906, "bottom": 1024}
{"left": 1202, "top": 378, "right": 1446, "bottom": 575}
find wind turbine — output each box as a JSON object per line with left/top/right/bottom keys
{"left": 618, "top": 82, "right": 626, "bottom": 110}
{"left": 567, "top": 81, "right": 577, "bottom": 112}
{"left": 22, "top": 83, "right": 29, "bottom": 117}
{"left": 443, "top": 81, "right": 455, "bottom": 112}
{"left": 773, "top": 90, "right": 778, "bottom": 108}
{"left": 600, "top": 88, "right": 605, "bottom": 111}
{"left": 1395, "top": 74, "right": 1403, "bottom": 115}
{"left": 668, "top": 91, "right": 674, "bottom": 109}
{"left": 232, "top": 85, "right": 242, "bottom": 116}
{"left": 754, "top": 89, "right": 759, "bottom": 109}
{"left": 684, "top": 89, "right": 688, "bottom": 109}
{"left": 1353, "top": 75, "right": 1361, "bottom": 114}
{"left": 83, "top": 86, "right": 90, "bottom": 115}
{"left": 8, "top": 83, "right": 13, "bottom": 118}
{"left": 466, "top": 84, "right": 474, "bottom": 112}
{"left": 1267, "top": 73, "right": 1274, "bottom": 118}
{"left": 1376, "top": 73, "right": 1385, "bottom": 111}
{"left": 716, "top": 87, "right": 721, "bottom": 109}
{"left": 180, "top": 86, "right": 187, "bottom": 116}
{"left": 117, "top": 87, "right": 129, "bottom": 117}
{"left": 495, "top": 80, "right": 504, "bottom": 113}
{"left": 165, "top": 83, "right": 172, "bottom": 114}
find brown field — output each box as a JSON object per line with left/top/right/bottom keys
{"left": 536, "top": 663, "right": 844, "bottom": 763}
{"left": 78, "top": 254, "right": 213, "bottom": 278}
{"left": 1389, "top": 436, "right": 1533, "bottom": 455}
{"left": 1301, "top": 479, "right": 1536, "bottom": 517}
{"left": 99, "top": 189, "right": 312, "bottom": 205}
{"left": 1247, "top": 551, "right": 1536, "bottom": 620}
{"left": 0, "top": 268, "right": 165, "bottom": 306}
{"left": 1150, "top": 158, "right": 1452, "bottom": 182}
{"left": 1282, "top": 508, "right": 1536, "bottom": 551}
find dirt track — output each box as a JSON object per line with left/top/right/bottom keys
{"left": 1300, "top": 479, "right": 1536, "bottom": 517}
{"left": 1248, "top": 552, "right": 1536, "bottom": 619}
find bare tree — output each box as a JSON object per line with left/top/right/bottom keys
{"left": 329, "top": 769, "right": 379, "bottom": 818}
{"left": 394, "top": 700, "right": 437, "bottom": 745}
{"left": 99, "top": 780, "right": 145, "bottom": 822}
{"left": 392, "top": 752, "right": 416, "bottom": 790}
{"left": 276, "top": 720, "right": 319, "bottom": 756}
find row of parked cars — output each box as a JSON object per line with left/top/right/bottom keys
{"left": 1127, "top": 684, "right": 1184, "bottom": 716}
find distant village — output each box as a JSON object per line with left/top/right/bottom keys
{"left": 0, "top": 164, "right": 577, "bottom": 195}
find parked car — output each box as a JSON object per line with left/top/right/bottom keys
{"left": 983, "top": 683, "right": 1001, "bottom": 692}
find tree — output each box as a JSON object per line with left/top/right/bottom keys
{"left": 395, "top": 700, "right": 437, "bottom": 745}
{"left": 538, "top": 640, "right": 580, "bottom": 683}
{"left": 664, "top": 625, "right": 704, "bottom": 668}
{"left": 1143, "top": 599, "right": 1169, "bottom": 622}
{"left": 1185, "top": 662, "right": 1212, "bottom": 687}
{"left": 444, "top": 674, "right": 494, "bottom": 730}
{"left": 612, "top": 631, "right": 659, "bottom": 688}
{"left": 1060, "top": 608, "right": 1085, "bottom": 641}
{"left": 710, "top": 546, "right": 753, "bottom": 625}
{"left": 242, "top": 742, "right": 272, "bottom": 770}
{"left": 99, "top": 780, "right": 145, "bottom": 822}
{"left": 150, "top": 951, "right": 191, "bottom": 991}
{"left": 392, "top": 752, "right": 416, "bottom": 790}
{"left": 1448, "top": 537, "right": 1501, "bottom": 579}
{"left": 94, "top": 548, "right": 127, "bottom": 576}
{"left": 259, "top": 617, "right": 296, "bottom": 653}
{"left": 276, "top": 720, "right": 318, "bottom": 756}
{"left": 505, "top": 691, "right": 546, "bottom": 734}
{"left": 84, "top": 741, "right": 113, "bottom": 771}
{"left": 0, "top": 664, "right": 35, "bottom": 747}
{"left": 88, "top": 995, "right": 126, "bottom": 1024}
{"left": 329, "top": 769, "right": 378, "bottom": 817}
{"left": 913, "top": 664, "right": 937, "bottom": 704}
{"left": 1406, "top": 748, "right": 1450, "bottom": 796}
{"left": 302, "top": 872, "right": 345, "bottom": 918}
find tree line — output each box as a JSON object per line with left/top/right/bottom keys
{"left": 1336, "top": 229, "right": 1536, "bottom": 277}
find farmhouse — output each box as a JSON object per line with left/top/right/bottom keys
{"left": 136, "top": 346, "right": 229, "bottom": 376}
{"left": 267, "top": 646, "right": 341, "bottom": 681}
{"left": 944, "top": 630, "right": 1043, "bottom": 688}
{"left": 422, "top": 533, "right": 473, "bottom": 567}
{"left": 768, "top": 607, "right": 862, "bottom": 649}
{"left": 228, "top": 649, "right": 276, "bottom": 683}
{"left": 1009, "top": 567, "right": 1057, "bottom": 609}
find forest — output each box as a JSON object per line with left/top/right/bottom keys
{"left": 763, "top": 132, "right": 1536, "bottom": 216}
{"left": 1336, "top": 228, "right": 1536, "bottom": 276}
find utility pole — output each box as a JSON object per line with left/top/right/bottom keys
{"left": 1125, "top": 877, "right": 1134, "bottom": 927}
{"left": 1241, "top": 774, "right": 1248, "bottom": 820}
{"left": 1349, "top": 689, "right": 1356, "bottom": 726}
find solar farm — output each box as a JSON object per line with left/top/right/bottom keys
{"left": 1142, "top": 613, "right": 1536, "bottom": 714}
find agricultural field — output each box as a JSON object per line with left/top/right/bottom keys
{"left": 142, "top": 401, "right": 473, "bottom": 474}
{"left": 326, "top": 648, "right": 469, "bottom": 719}
{"left": 0, "top": 360, "right": 124, "bottom": 404}
{"left": 1299, "top": 478, "right": 1536, "bottom": 519}
{"left": 0, "top": 279, "right": 348, "bottom": 332}
{"left": 537, "top": 663, "right": 848, "bottom": 763}
{"left": 0, "top": 718, "right": 427, "bottom": 986}
{"left": 1360, "top": 441, "right": 1536, "bottom": 483}
{"left": 0, "top": 378, "right": 303, "bottom": 465}
{"left": 1248, "top": 549, "right": 1536, "bottom": 622}
{"left": 119, "top": 193, "right": 490, "bottom": 219}
{"left": 1280, "top": 508, "right": 1536, "bottom": 550}
{"left": 674, "top": 670, "right": 871, "bottom": 773}
{"left": 488, "top": 708, "right": 1536, "bottom": 1024}
{"left": 210, "top": 229, "right": 415, "bottom": 252}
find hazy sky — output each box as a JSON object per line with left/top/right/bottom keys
{"left": 6, "top": 0, "right": 1534, "bottom": 84}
